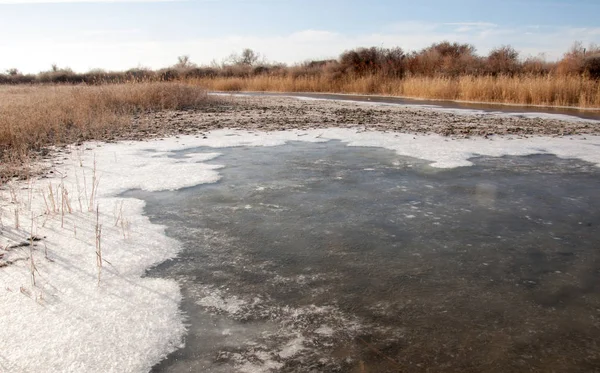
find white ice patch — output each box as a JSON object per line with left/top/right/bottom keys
{"left": 278, "top": 335, "right": 307, "bottom": 359}
{"left": 310, "top": 128, "right": 600, "bottom": 168}
{"left": 315, "top": 325, "right": 335, "bottom": 337}
{"left": 2, "top": 127, "right": 600, "bottom": 372}
{"left": 196, "top": 288, "right": 249, "bottom": 315}
{"left": 124, "top": 128, "right": 600, "bottom": 170}
{"left": 0, "top": 194, "right": 185, "bottom": 372}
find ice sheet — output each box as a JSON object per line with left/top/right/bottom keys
{"left": 1, "top": 128, "right": 599, "bottom": 372}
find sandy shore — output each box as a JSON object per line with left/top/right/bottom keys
{"left": 123, "top": 95, "right": 600, "bottom": 141}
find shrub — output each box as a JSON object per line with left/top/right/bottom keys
{"left": 522, "top": 55, "right": 554, "bottom": 76}
{"left": 183, "top": 67, "right": 219, "bottom": 79}
{"left": 583, "top": 54, "right": 600, "bottom": 79}
{"left": 157, "top": 68, "right": 181, "bottom": 81}
{"left": 407, "top": 42, "right": 480, "bottom": 77}
{"left": 290, "top": 60, "right": 336, "bottom": 78}
{"left": 487, "top": 45, "right": 520, "bottom": 76}
{"left": 124, "top": 68, "right": 155, "bottom": 82}
{"left": 37, "top": 67, "right": 77, "bottom": 84}
{"left": 339, "top": 47, "right": 406, "bottom": 77}
{"left": 555, "top": 42, "right": 600, "bottom": 76}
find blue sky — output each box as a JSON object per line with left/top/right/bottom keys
{"left": 1, "top": 0, "right": 599, "bottom": 73}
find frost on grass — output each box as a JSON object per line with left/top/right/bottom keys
{"left": 1, "top": 128, "right": 599, "bottom": 372}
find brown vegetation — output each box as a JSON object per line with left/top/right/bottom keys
{"left": 183, "top": 42, "right": 599, "bottom": 108}
{"left": 191, "top": 74, "right": 600, "bottom": 108}
{"left": 0, "top": 83, "right": 215, "bottom": 181}
{"left": 2, "top": 42, "right": 599, "bottom": 108}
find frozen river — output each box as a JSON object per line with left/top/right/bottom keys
{"left": 122, "top": 140, "right": 600, "bottom": 372}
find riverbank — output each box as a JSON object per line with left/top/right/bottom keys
{"left": 3, "top": 89, "right": 599, "bottom": 182}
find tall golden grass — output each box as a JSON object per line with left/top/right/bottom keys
{"left": 191, "top": 74, "right": 600, "bottom": 108}
{"left": 0, "top": 82, "right": 213, "bottom": 180}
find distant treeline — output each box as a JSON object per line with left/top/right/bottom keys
{"left": 2, "top": 41, "right": 600, "bottom": 85}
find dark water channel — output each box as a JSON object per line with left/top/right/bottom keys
{"left": 127, "top": 141, "right": 600, "bottom": 373}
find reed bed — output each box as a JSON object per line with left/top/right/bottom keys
{"left": 191, "top": 74, "right": 600, "bottom": 108}
{"left": 0, "top": 82, "right": 214, "bottom": 180}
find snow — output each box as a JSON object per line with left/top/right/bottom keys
{"left": 1, "top": 127, "right": 600, "bottom": 372}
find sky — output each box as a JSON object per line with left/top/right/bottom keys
{"left": 1, "top": 0, "right": 599, "bottom": 73}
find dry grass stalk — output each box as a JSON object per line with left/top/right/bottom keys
{"left": 41, "top": 194, "right": 50, "bottom": 228}
{"left": 95, "top": 205, "right": 102, "bottom": 286}
{"left": 48, "top": 183, "right": 56, "bottom": 213}
{"left": 64, "top": 187, "right": 72, "bottom": 214}
{"left": 82, "top": 168, "right": 89, "bottom": 211}
{"left": 58, "top": 179, "right": 72, "bottom": 228}
{"left": 41, "top": 190, "right": 50, "bottom": 215}
{"left": 120, "top": 218, "right": 130, "bottom": 241}
{"left": 14, "top": 207, "right": 19, "bottom": 230}
{"left": 27, "top": 177, "right": 34, "bottom": 210}
{"left": 8, "top": 183, "right": 18, "bottom": 204}
{"left": 88, "top": 157, "right": 98, "bottom": 212}
{"left": 75, "top": 168, "right": 83, "bottom": 212}
{"left": 114, "top": 201, "right": 130, "bottom": 240}
{"left": 29, "top": 212, "right": 36, "bottom": 287}
{"left": 114, "top": 201, "right": 124, "bottom": 227}
{"left": 61, "top": 182, "right": 65, "bottom": 228}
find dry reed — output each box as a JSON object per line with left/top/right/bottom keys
{"left": 190, "top": 74, "right": 600, "bottom": 108}
{"left": 0, "top": 82, "right": 214, "bottom": 181}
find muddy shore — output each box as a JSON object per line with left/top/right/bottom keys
{"left": 127, "top": 95, "right": 600, "bottom": 141}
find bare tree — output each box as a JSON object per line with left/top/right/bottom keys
{"left": 174, "top": 55, "right": 195, "bottom": 69}
{"left": 226, "top": 48, "right": 263, "bottom": 66}
{"left": 240, "top": 48, "right": 260, "bottom": 65}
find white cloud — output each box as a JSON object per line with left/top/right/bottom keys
{"left": 444, "top": 22, "right": 498, "bottom": 28}
{"left": 385, "top": 21, "right": 440, "bottom": 33}
{"left": 83, "top": 28, "right": 142, "bottom": 36}
{"left": 1, "top": 21, "right": 599, "bottom": 73}
{"left": 452, "top": 24, "right": 496, "bottom": 33}
{"left": 289, "top": 30, "right": 340, "bottom": 43}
